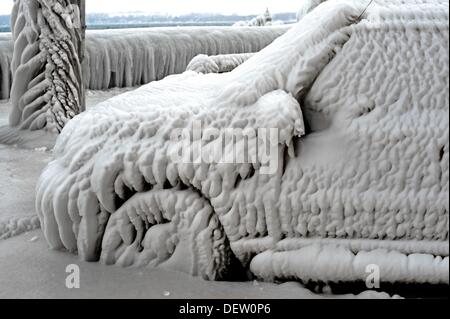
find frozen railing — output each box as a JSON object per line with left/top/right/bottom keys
{"left": 0, "top": 26, "right": 288, "bottom": 100}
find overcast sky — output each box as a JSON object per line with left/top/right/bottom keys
{"left": 0, "top": 0, "right": 299, "bottom": 15}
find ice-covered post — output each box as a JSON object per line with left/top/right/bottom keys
{"left": 9, "top": 0, "right": 86, "bottom": 133}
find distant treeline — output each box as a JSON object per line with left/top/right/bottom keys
{"left": 0, "top": 12, "right": 296, "bottom": 32}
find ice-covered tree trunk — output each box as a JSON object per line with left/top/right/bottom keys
{"left": 9, "top": 0, "right": 85, "bottom": 133}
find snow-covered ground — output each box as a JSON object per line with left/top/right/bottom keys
{"left": 0, "top": 144, "right": 49, "bottom": 239}
{"left": 0, "top": 229, "right": 398, "bottom": 299}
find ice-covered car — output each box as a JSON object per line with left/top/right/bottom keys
{"left": 36, "top": 0, "right": 449, "bottom": 284}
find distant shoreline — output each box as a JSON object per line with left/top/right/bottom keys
{"left": 1, "top": 21, "right": 297, "bottom": 33}
{"left": 0, "top": 23, "right": 296, "bottom": 33}
{"left": 0, "top": 12, "right": 297, "bottom": 33}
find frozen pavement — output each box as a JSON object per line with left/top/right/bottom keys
{"left": 0, "top": 144, "right": 52, "bottom": 239}
{"left": 0, "top": 230, "right": 397, "bottom": 299}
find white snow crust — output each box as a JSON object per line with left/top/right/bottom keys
{"left": 35, "top": 0, "right": 449, "bottom": 284}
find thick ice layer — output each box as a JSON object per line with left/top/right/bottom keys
{"left": 250, "top": 245, "right": 449, "bottom": 284}
{"left": 84, "top": 26, "right": 288, "bottom": 90}
{"left": 276, "top": 15, "right": 449, "bottom": 243}
{"left": 36, "top": 0, "right": 449, "bottom": 284}
{"left": 0, "top": 26, "right": 288, "bottom": 100}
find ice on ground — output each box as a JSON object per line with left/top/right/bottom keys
{"left": 0, "top": 144, "right": 51, "bottom": 239}
{"left": 35, "top": 0, "right": 450, "bottom": 284}
{"left": 0, "top": 87, "right": 135, "bottom": 149}
{"left": 0, "top": 230, "right": 399, "bottom": 299}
